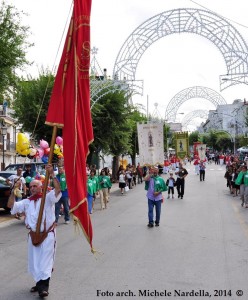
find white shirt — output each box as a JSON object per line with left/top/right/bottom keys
{"left": 119, "top": 174, "right": 126, "bottom": 183}
{"left": 8, "top": 175, "right": 26, "bottom": 192}
{"left": 11, "top": 190, "right": 62, "bottom": 232}
{"left": 168, "top": 178, "right": 175, "bottom": 187}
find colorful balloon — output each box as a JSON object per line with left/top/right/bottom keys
{"left": 44, "top": 147, "right": 50, "bottom": 156}
{"left": 16, "top": 133, "right": 30, "bottom": 155}
{"left": 54, "top": 144, "right": 60, "bottom": 155}
{"left": 25, "top": 176, "right": 32, "bottom": 183}
{"left": 20, "top": 148, "right": 30, "bottom": 156}
{"left": 41, "top": 156, "right": 48, "bottom": 164}
{"left": 40, "top": 175, "right": 45, "bottom": 182}
{"left": 29, "top": 148, "right": 37, "bottom": 156}
{"left": 56, "top": 136, "right": 63, "bottom": 146}
{"left": 40, "top": 139, "right": 49, "bottom": 149}
{"left": 35, "top": 174, "right": 41, "bottom": 180}
{"left": 37, "top": 148, "right": 44, "bottom": 158}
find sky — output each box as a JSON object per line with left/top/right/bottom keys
{"left": 6, "top": 0, "right": 248, "bottom": 130}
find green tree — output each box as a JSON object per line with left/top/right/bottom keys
{"left": 0, "top": 1, "right": 33, "bottom": 98}
{"left": 216, "top": 134, "right": 232, "bottom": 152}
{"left": 90, "top": 88, "right": 131, "bottom": 179}
{"left": 189, "top": 131, "right": 200, "bottom": 146}
{"left": 11, "top": 71, "right": 58, "bottom": 142}
{"left": 201, "top": 133, "right": 210, "bottom": 146}
{"left": 207, "top": 130, "right": 218, "bottom": 151}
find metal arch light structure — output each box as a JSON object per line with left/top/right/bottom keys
{"left": 89, "top": 47, "right": 143, "bottom": 109}
{"left": 90, "top": 78, "right": 143, "bottom": 109}
{"left": 165, "top": 86, "right": 227, "bottom": 122}
{"left": 181, "top": 109, "right": 208, "bottom": 128}
{"left": 220, "top": 76, "right": 248, "bottom": 91}
{"left": 113, "top": 8, "right": 248, "bottom": 93}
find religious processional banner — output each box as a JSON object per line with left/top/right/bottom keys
{"left": 174, "top": 132, "right": 189, "bottom": 159}
{"left": 137, "top": 122, "right": 164, "bottom": 166}
{"left": 196, "top": 144, "right": 207, "bottom": 161}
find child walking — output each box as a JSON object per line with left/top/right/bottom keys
{"left": 166, "top": 172, "right": 176, "bottom": 199}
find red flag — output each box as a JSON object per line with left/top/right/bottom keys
{"left": 45, "top": 0, "right": 94, "bottom": 250}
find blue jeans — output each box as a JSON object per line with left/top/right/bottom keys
{"left": 87, "top": 194, "right": 94, "bottom": 214}
{"left": 55, "top": 196, "right": 70, "bottom": 223}
{"left": 148, "top": 199, "right": 162, "bottom": 224}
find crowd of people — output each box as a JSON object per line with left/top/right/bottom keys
{"left": 87, "top": 166, "right": 112, "bottom": 212}
{"left": 6, "top": 154, "right": 248, "bottom": 298}
{"left": 224, "top": 156, "right": 248, "bottom": 207}
{"left": 6, "top": 164, "right": 71, "bottom": 225}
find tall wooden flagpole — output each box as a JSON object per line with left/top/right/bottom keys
{"left": 35, "top": 125, "right": 57, "bottom": 235}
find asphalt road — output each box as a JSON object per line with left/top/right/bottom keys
{"left": 1, "top": 163, "right": 248, "bottom": 300}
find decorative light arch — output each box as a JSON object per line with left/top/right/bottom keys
{"left": 181, "top": 109, "right": 208, "bottom": 128}
{"left": 113, "top": 8, "right": 248, "bottom": 91}
{"left": 165, "top": 86, "right": 226, "bottom": 122}
{"left": 90, "top": 47, "right": 143, "bottom": 108}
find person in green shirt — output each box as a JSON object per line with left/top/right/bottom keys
{"left": 98, "top": 169, "right": 112, "bottom": 209}
{"left": 87, "top": 176, "right": 95, "bottom": 214}
{"left": 55, "top": 166, "right": 70, "bottom": 224}
{"left": 89, "top": 169, "right": 99, "bottom": 213}
{"left": 235, "top": 165, "right": 248, "bottom": 207}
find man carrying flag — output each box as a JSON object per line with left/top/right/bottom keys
{"left": 45, "top": 0, "right": 94, "bottom": 250}
{"left": 8, "top": 165, "right": 61, "bottom": 298}
{"left": 5, "top": 0, "right": 93, "bottom": 298}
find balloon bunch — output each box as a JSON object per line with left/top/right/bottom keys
{"left": 38, "top": 136, "right": 63, "bottom": 163}
{"left": 16, "top": 133, "right": 31, "bottom": 157}
{"left": 25, "top": 173, "right": 53, "bottom": 191}
{"left": 16, "top": 133, "right": 63, "bottom": 162}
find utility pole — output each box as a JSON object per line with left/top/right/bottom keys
{"left": 147, "top": 95, "right": 149, "bottom": 120}
{"left": 233, "top": 120, "right": 237, "bottom": 154}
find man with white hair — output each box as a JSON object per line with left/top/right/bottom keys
{"left": 144, "top": 166, "right": 167, "bottom": 227}
{"left": 7, "top": 164, "right": 61, "bottom": 298}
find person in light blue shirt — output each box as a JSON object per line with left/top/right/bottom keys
{"left": 144, "top": 166, "right": 167, "bottom": 227}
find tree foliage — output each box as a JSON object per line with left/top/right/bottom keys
{"left": 188, "top": 131, "right": 200, "bottom": 145}
{"left": 164, "top": 123, "right": 173, "bottom": 152}
{"left": 0, "top": 1, "right": 33, "bottom": 98}
{"left": 90, "top": 88, "right": 131, "bottom": 157}
{"left": 215, "top": 134, "right": 233, "bottom": 151}
{"left": 11, "top": 71, "right": 57, "bottom": 142}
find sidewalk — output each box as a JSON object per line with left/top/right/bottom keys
{"left": 0, "top": 209, "right": 13, "bottom": 224}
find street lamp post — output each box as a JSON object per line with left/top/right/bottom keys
{"left": 0, "top": 124, "right": 7, "bottom": 170}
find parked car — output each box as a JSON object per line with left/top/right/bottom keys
{"left": 4, "top": 162, "right": 45, "bottom": 174}
{"left": 0, "top": 171, "right": 17, "bottom": 179}
{"left": 0, "top": 175, "right": 12, "bottom": 212}
{"left": 237, "top": 146, "right": 248, "bottom": 153}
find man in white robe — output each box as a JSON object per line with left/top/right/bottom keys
{"left": 7, "top": 164, "right": 61, "bottom": 298}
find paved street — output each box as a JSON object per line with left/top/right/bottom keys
{"left": 1, "top": 164, "right": 248, "bottom": 300}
